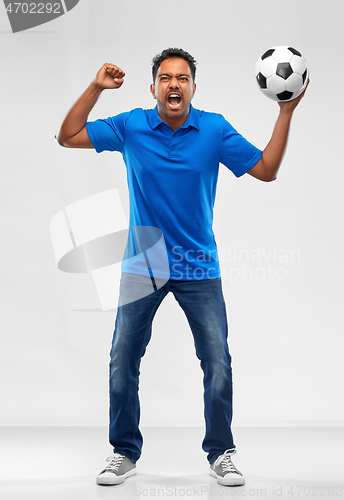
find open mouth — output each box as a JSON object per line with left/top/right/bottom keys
{"left": 167, "top": 93, "right": 182, "bottom": 109}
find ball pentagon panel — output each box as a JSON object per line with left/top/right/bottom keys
{"left": 288, "top": 47, "right": 302, "bottom": 57}
{"left": 276, "top": 90, "right": 294, "bottom": 101}
{"left": 261, "top": 48, "right": 275, "bottom": 60}
{"left": 276, "top": 62, "right": 293, "bottom": 80}
{"left": 256, "top": 72, "right": 267, "bottom": 89}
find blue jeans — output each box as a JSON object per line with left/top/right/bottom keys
{"left": 109, "top": 273, "right": 235, "bottom": 464}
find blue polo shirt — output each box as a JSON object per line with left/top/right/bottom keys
{"left": 85, "top": 105, "right": 262, "bottom": 280}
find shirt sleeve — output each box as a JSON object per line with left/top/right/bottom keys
{"left": 85, "top": 111, "right": 131, "bottom": 154}
{"left": 219, "top": 116, "right": 262, "bottom": 177}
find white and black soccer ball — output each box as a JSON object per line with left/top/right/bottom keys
{"left": 255, "top": 46, "right": 309, "bottom": 102}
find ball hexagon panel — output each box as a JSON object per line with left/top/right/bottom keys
{"left": 271, "top": 46, "right": 294, "bottom": 63}
{"left": 285, "top": 73, "right": 303, "bottom": 92}
{"left": 290, "top": 55, "right": 308, "bottom": 75}
{"left": 260, "top": 88, "right": 279, "bottom": 101}
{"left": 258, "top": 56, "right": 278, "bottom": 78}
{"left": 266, "top": 74, "right": 287, "bottom": 94}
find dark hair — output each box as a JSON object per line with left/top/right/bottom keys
{"left": 152, "top": 47, "right": 197, "bottom": 82}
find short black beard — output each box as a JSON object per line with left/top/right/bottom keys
{"left": 156, "top": 96, "right": 190, "bottom": 119}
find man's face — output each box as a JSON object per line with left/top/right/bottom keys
{"left": 150, "top": 57, "right": 196, "bottom": 126}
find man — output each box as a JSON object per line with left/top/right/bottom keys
{"left": 56, "top": 48, "right": 308, "bottom": 487}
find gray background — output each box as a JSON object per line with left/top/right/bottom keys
{"left": 1, "top": 0, "right": 343, "bottom": 427}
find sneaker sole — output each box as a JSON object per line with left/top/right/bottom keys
{"left": 210, "top": 468, "right": 245, "bottom": 486}
{"left": 96, "top": 467, "right": 137, "bottom": 485}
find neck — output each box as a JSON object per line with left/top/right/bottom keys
{"left": 157, "top": 105, "right": 191, "bottom": 131}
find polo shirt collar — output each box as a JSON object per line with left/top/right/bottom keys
{"left": 149, "top": 104, "right": 200, "bottom": 131}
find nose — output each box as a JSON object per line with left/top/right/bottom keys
{"left": 169, "top": 77, "right": 180, "bottom": 89}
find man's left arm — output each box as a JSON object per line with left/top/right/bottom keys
{"left": 248, "top": 81, "right": 309, "bottom": 182}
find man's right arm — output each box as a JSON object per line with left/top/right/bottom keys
{"left": 55, "top": 63, "right": 125, "bottom": 148}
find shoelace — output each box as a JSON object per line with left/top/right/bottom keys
{"left": 104, "top": 454, "right": 124, "bottom": 472}
{"left": 214, "top": 448, "right": 241, "bottom": 475}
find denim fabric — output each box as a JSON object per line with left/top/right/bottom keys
{"left": 109, "top": 272, "right": 235, "bottom": 464}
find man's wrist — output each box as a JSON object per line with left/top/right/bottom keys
{"left": 279, "top": 104, "right": 294, "bottom": 115}
{"left": 277, "top": 106, "right": 294, "bottom": 123}
{"left": 90, "top": 79, "right": 104, "bottom": 96}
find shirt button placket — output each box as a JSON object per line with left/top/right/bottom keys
{"left": 169, "top": 136, "right": 176, "bottom": 158}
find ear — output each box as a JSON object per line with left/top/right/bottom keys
{"left": 192, "top": 83, "right": 196, "bottom": 98}
{"left": 150, "top": 83, "right": 156, "bottom": 99}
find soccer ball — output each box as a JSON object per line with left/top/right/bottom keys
{"left": 255, "top": 46, "right": 309, "bottom": 102}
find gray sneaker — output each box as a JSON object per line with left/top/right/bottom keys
{"left": 210, "top": 449, "right": 245, "bottom": 486}
{"left": 96, "top": 453, "right": 137, "bottom": 485}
